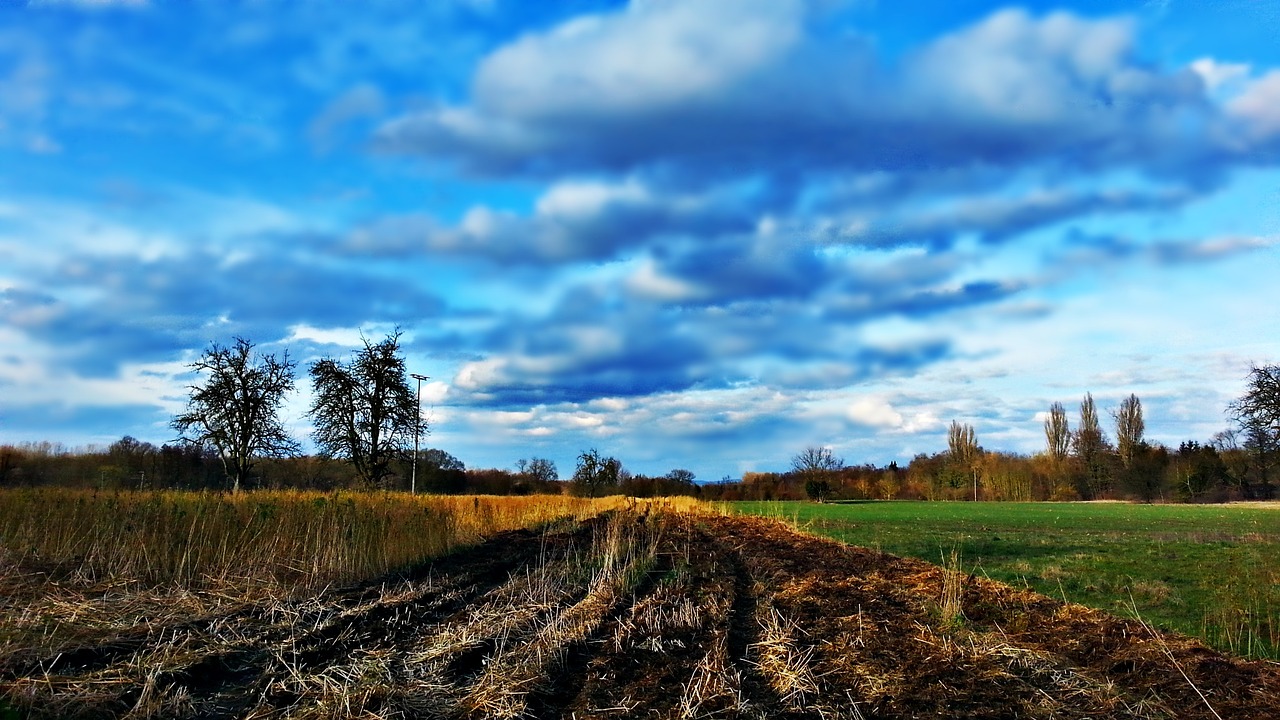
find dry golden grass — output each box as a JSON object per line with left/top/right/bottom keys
{"left": 751, "top": 603, "right": 819, "bottom": 709}
{"left": 0, "top": 489, "right": 614, "bottom": 593}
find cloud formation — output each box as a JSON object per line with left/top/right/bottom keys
{"left": 376, "top": 5, "right": 1272, "bottom": 183}
{"left": 2, "top": 0, "right": 1278, "bottom": 479}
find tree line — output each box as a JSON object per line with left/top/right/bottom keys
{"left": 705, "top": 373, "right": 1279, "bottom": 504}
{"left": 0, "top": 437, "right": 705, "bottom": 499}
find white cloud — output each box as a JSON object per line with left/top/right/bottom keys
{"left": 626, "top": 259, "right": 703, "bottom": 302}
{"left": 535, "top": 178, "right": 649, "bottom": 218}
{"left": 589, "top": 397, "right": 629, "bottom": 412}
{"left": 1190, "top": 57, "right": 1251, "bottom": 94}
{"left": 490, "top": 410, "right": 536, "bottom": 426}
{"left": 474, "top": 0, "right": 805, "bottom": 118}
{"left": 286, "top": 324, "right": 365, "bottom": 347}
{"left": 420, "top": 380, "right": 450, "bottom": 405}
{"left": 1228, "top": 70, "right": 1280, "bottom": 140}
{"left": 847, "top": 397, "right": 903, "bottom": 428}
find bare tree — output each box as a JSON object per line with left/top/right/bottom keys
{"left": 527, "top": 457, "right": 558, "bottom": 483}
{"left": 1228, "top": 364, "right": 1280, "bottom": 498}
{"left": 792, "top": 446, "right": 842, "bottom": 502}
{"left": 572, "top": 448, "right": 621, "bottom": 497}
{"left": 1044, "top": 402, "right": 1070, "bottom": 464}
{"left": 791, "top": 446, "right": 843, "bottom": 475}
{"left": 1073, "top": 392, "right": 1111, "bottom": 498}
{"left": 308, "top": 331, "right": 424, "bottom": 488}
{"left": 1229, "top": 364, "right": 1280, "bottom": 443}
{"left": 1114, "top": 393, "right": 1145, "bottom": 469}
{"left": 948, "top": 421, "right": 980, "bottom": 500}
{"left": 172, "top": 337, "right": 300, "bottom": 493}
{"left": 666, "top": 468, "right": 696, "bottom": 485}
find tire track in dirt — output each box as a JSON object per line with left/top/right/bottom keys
{"left": 2, "top": 522, "right": 599, "bottom": 720}
{"left": 552, "top": 515, "right": 810, "bottom": 719}
{"left": 524, "top": 550, "right": 668, "bottom": 718}
{"left": 549, "top": 520, "right": 717, "bottom": 718}
{"left": 235, "top": 520, "right": 605, "bottom": 718}
{"left": 717, "top": 529, "right": 811, "bottom": 718}
{"left": 0, "top": 530, "right": 538, "bottom": 682}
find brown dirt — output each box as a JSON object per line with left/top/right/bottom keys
{"left": 2, "top": 511, "right": 1278, "bottom": 719}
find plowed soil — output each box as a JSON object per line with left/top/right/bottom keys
{"left": 3, "top": 510, "right": 1279, "bottom": 719}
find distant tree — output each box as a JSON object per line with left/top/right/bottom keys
{"left": 0, "top": 445, "right": 17, "bottom": 486}
{"left": 666, "top": 468, "right": 696, "bottom": 485}
{"left": 527, "top": 457, "right": 559, "bottom": 484}
{"left": 172, "top": 338, "right": 300, "bottom": 493}
{"left": 108, "top": 435, "right": 159, "bottom": 489}
{"left": 791, "top": 446, "right": 842, "bottom": 502}
{"left": 804, "top": 477, "right": 832, "bottom": 502}
{"left": 791, "top": 446, "right": 842, "bottom": 476}
{"left": 1228, "top": 364, "right": 1280, "bottom": 499}
{"left": 417, "top": 448, "right": 466, "bottom": 493}
{"left": 1168, "top": 441, "right": 1229, "bottom": 501}
{"left": 571, "top": 448, "right": 621, "bottom": 497}
{"left": 1211, "top": 428, "right": 1254, "bottom": 495}
{"left": 1044, "top": 402, "right": 1070, "bottom": 464}
{"left": 875, "top": 461, "right": 903, "bottom": 500}
{"left": 1114, "top": 394, "right": 1145, "bottom": 469}
{"left": 308, "top": 330, "right": 424, "bottom": 488}
{"left": 1230, "top": 364, "right": 1280, "bottom": 436}
{"left": 1073, "top": 393, "right": 1111, "bottom": 498}
{"left": 1121, "top": 442, "right": 1169, "bottom": 503}
{"left": 947, "top": 421, "right": 977, "bottom": 465}
{"left": 948, "top": 421, "right": 981, "bottom": 500}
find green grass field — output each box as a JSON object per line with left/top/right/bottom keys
{"left": 731, "top": 500, "right": 1280, "bottom": 659}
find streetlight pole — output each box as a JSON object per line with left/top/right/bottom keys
{"left": 410, "top": 373, "right": 430, "bottom": 494}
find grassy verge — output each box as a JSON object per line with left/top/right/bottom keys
{"left": 730, "top": 500, "right": 1280, "bottom": 660}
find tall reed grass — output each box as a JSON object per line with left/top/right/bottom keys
{"left": 0, "top": 489, "right": 615, "bottom": 593}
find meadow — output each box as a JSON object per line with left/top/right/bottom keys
{"left": 733, "top": 500, "right": 1280, "bottom": 659}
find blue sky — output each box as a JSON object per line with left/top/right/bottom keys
{"left": 1, "top": 0, "right": 1278, "bottom": 481}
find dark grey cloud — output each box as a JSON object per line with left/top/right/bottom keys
{"left": 448, "top": 289, "right": 725, "bottom": 406}
{"left": 339, "top": 179, "right": 763, "bottom": 266}
{"left": 826, "top": 280, "right": 1025, "bottom": 323}
{"left": 651, "top": 236, "right": 836, "bottom": 305}
{"left": 438, "top": 264, "right": 962, "bottom": 407}
{"left": 374, "top": 5, "right": 1266, "bottom": 183}
{"left": 812, "top": 186, "right": 1196, "bottom": 251}
{"left": 1051, "top": 230, "right": 1276, "bottom": 270}
{"left": 1, "top": 249, "right": 446, "bottom": 375}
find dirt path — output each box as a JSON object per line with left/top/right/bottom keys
{"left": 3, "top": 511, "right": 1278, "bottom": 719}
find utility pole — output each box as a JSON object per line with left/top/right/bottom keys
{"left": 410, "top": 373, "right": 430, "bottom": 494}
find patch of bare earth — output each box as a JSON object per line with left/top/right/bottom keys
{"left": 3, "top": 512, "right": 1278, "bottom": 718}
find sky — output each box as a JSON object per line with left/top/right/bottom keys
{"left": 1, "top": 0, "right": 1279, "bottom": 482}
